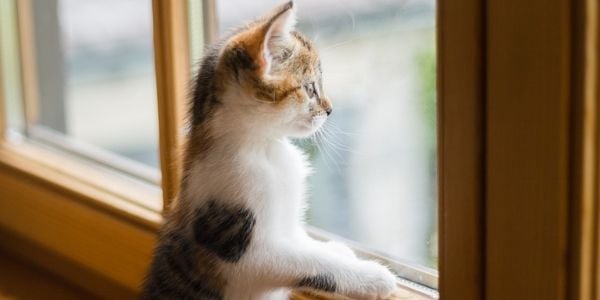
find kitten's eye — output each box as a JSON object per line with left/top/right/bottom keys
{"left": 304, "top": 82, "right": 316, "bottom": 98}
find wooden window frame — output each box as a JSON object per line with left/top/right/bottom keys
{"left": 437, "top": 0, "right": 485, "bottom": 298}
{"left": 12, "top": 0, "right": 163, "bottom": 187}
{"left": 569, "top": 0, "right": 599, "bottom": 299}
{"left": 0, "top": 0, "right": 599, "bottom": 299}
{"left": 485, "top": 0, "right": 589, "bottom": 299}
{"left": 441, "top": 0, "right": 600, "bottom": 299}
{"left": 153, "top": 0, "right": 189, "bottom": 210}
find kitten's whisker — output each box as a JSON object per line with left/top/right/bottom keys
{"left": 320, "top": 128, "right": 351, "bottom": 165}
{"left": 323, "top": 136, "right": 345, "bottom": 162}
{"left": 310, "top": 119, "right": 317, "bottom": 144}
{"left": 321, "top": 38, "right": 360, "bottom": 53}
{"left": 327, "top": 121, "right": 359, "bottom": 136}
{"left": 320, "top": 126, "right": 348, "bottom": 151}
{"left": 311, "top": 123, "right": 333, "bottom": 171}
{"left": 321, "top": 125, "right": 366, "bottom": 159}
{"left": 316, "top": 128, "right": 344, "bottom": 174}
{"left": 321, "top": 125, "right": 355, "bottom": 152}
{"left": 322, "top": 126, "right": 352, "bottom": 147}
{"left": 315, "top": 128, "right": 337, "bottom": 171}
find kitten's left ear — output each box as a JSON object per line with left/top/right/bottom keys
{"left": 263, "top": 1, "right": 297, "bottom": 48}
{"left": 252, "top": 1, "right": 297, "bottom": 75}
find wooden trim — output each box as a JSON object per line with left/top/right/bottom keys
{"left": 595, "top": 4, "right": 600, "bottom": 293}
{"left": 0, "top": 32, "right": 5, "bottom": 141}
{"left": 289, "top": 284, "right": 432, "bottom": 300}
{"left": 569, "top": 0, "right": 600, "bottom": 299}
{"left": 589, "top": 3, "right": 599, "bottom": 298}
{"left": 437, "top": 0, "right": 485, "bottom": 299}
{"left": 15, "top": 0, "right": 39, "bottom": 128}
{"left": 152, "top": 0, "right": 190, "bottom": 211}
{"left": 0, "top": 0, "right": 19, "bottom": 140}
{"left": 0, "top": 142, "right": 161, "bottom": 229}
{"left": 28, "top": 125, "right": 161, "bottom": 185}
{"left": 0, "top": 229, "right": 136, "bottom": 299}
{"left": 0, "top": 154, "right": 157, "bottom": 293}
{"left": 485, "top": 0, "right": 572, "bottom": 299}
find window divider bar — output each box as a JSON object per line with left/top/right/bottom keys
{"left": 15, "top": 0, "right": 40, "bottom": 133}
{"left": 0, "top": 21, "right": 5, "bottom": 141}
{"left": 152, "top": 0, "right": 190, "bottom": 211}
{"left": 437, "top": 0, "right": 486, "bottom": 299}
{"left": 568, "top": 0, "right": 600, "bottom": 299}
{"left": 202, "top": 0, "right": 218, "bottom": 45}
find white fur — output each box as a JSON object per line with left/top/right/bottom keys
{"left": 182, "top": 91, "right": 396, "bottom": 300}
{"left": 180, "top": 3, "right": 397, "bottom": 299}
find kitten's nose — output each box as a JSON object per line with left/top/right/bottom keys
{"left": 326, "top": 107, "right": 332, "bottom": 116}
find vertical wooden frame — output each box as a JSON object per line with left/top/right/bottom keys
{"left": 569, "top": 0, "right": 600, "bottom": 299}
{"left": 437, "top": 0, "right": 485, "bottom": 299}
{"left": 15, "top": 0, "right": 40, "bottom": 130}
{"left": 485, "top": 0, "right": 572, "bottom": 299}
{"left": 595, "top": 4, "right": 600, "bottom": 292}
{"left": 0, "top": 1, "right": 19, "bottom": 138}
{"left": 0, "top": 0, "right": 6, "bottom": 141}
{"left": 0, "top": 45, "right": 5, "bottom": 142}
{"left": 152, "top": 0, "right": 190, "bottom": 210}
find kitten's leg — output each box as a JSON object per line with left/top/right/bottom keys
{"left": 323, "top": 240, "right": 357, "bottom": 258}
{"left": 249, "top": 242, "right": 397, "bottom": 300}
{"left": 295, "top": 229, "right": 356, "bottom": 258}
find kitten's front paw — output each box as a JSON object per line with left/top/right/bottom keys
{"left": 345, "top": 261, "right": 397, "bottom": 300}
{"left": 325, "top": 241, "right": 356, "bottom": 258}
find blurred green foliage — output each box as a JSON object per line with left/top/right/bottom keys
{"left": 416, "top": 46, "right": 437, "bottom": 147}
{"left": 416, "top": 41, "right": 437, "bottom": 268}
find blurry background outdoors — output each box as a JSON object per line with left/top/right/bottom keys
{"left": 1, "top": 0, "right": 437, "bottom": 276}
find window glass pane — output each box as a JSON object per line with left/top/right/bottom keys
{"left": 212, "top": 0, "right": 436, "bottom": 275}
{"left": 27, "top": 0, "right": 159, "bottom": 170}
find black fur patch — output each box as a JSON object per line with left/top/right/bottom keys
{"left": 297, "top": 273, "right": 337, "bottom": 292}
{"left": 226, "top": 46, "right": 257, "bottom": 79}
{"left": 190, "top": 44, "right": 222, "bottom": 127}
{"left": 193, "top": 201, "right": 256, "bottom": 262}
{"left": 142, "top": 232, "right": 223, "bottom": 300}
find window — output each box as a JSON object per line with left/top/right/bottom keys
{"left": 2, "top": 0, "right": 160, "bottom": 184}
{"left": 0, "top": 0, "right": 162, "bottom": 215}
{"left": 202, "top": 0, "right": 438, "bottom": 292}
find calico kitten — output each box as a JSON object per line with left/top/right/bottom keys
{"left": 142, "top": 2, "right": 397, "bottom": 299}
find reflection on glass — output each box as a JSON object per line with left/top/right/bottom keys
{"left": 29, "top": 0, "right": 158, "bottom": 168}
{"left": 215, "top": 0, "right": 437, "bottom": 269}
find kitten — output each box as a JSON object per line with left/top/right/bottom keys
{"left": 142, "top": 2, "right": 397, "bottom": 299}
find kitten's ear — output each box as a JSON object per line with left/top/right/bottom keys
{"left": 263, "top": 1, "right": 297, "bottom": 48}
{"left": 240, "top": 1, "right": 296, "bottom": 76}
